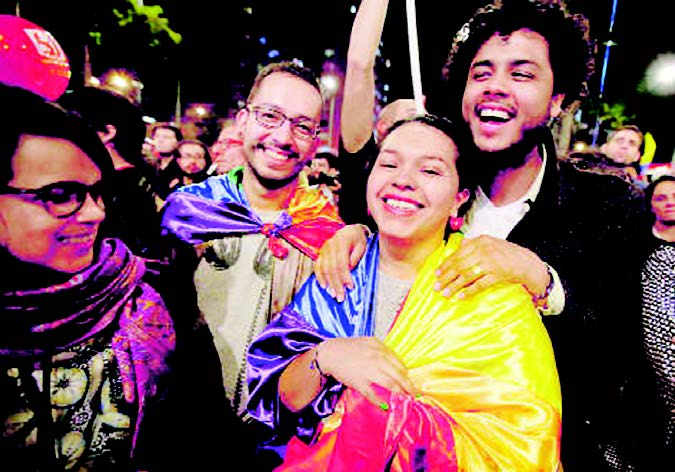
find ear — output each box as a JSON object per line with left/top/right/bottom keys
{"left": 549, "top": 93, "right": 565, "bottom": 119}
{"left": 234, "top": 108, "right": 248, "bottom": 135}
{"left": 98, "top": 124, "right": 117, "bottom": 144}
{"left": 600, "top": 142, "right": 608, "bottom": 154}
{"left": 0, "top": 213, "right": 8, "bottom": 247}
{"left": 455, "top": 188, "right": 471, "bottom": 211}
{"left": 375, "top": 118, "right": 390, "bottom": 142}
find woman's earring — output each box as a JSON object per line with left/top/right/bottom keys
{"left": 449, "top": 216, "right": 463, "bottom": 232}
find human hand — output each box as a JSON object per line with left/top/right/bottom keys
{"left": 314, "top": 224, "right": 369, "bottom": 301}
{"left": 434, "top": 235, "right": 550, "bottom": 300}
{"left": 319, "top": 337, "right": 417, "bottom": 408}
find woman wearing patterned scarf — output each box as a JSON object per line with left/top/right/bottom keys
{"left": 0, "top": 83, "right": 247, "bottom": 470}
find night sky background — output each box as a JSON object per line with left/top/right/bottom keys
{"left": 4, "top": 0, "right": 674, "bottom": 160}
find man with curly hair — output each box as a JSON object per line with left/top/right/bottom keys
{"left": 436, "top": 1, "right": 649, "bottom": 469}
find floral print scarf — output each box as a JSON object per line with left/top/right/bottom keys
{"left": 0, "top": 238, "right": 175, "bottom": 464}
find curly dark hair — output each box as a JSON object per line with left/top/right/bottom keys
{"left": 441, "top": 0, "right": 595, "bottom": 119}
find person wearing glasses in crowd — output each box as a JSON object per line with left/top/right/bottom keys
{"left": 156, "top": 138, "right": 213, "bottom": 203}
{"left": 208, "top": 119, "right": 246, "bottom": 175}
{"left": 0, "top": 83, "right": 250, "bottom": 470}
{"left": 160, "top": 61, "right": 344, "bottom": 468}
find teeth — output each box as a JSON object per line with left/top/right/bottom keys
{"left": 266, "top": 150, "right": 289, "bottom": 161}
{"left": 479, "top": 109, "right": 510, "bottom": 120}
{"left": 385, "top": 198, "right": 418, "bottom": 210}
{"left": 60, "top": 235, "right": 94, "bottom": 244}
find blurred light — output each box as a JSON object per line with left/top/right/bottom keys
{"left": 645, "top": 52, "right": 675, "bottom": 96}
{"left": 268, "top": 49, "right": 280, "bottom": 58}
{"left": 142, "top": 115, "right": 156, "bottom": 124}
{"left": 321, "top": 74, "right": 340, "bottom": 97}
{"left": 244, "top": 7, "right": 252, "bottom": 14}
{"left": 99, "top": 68, "right": 143, "bottom": 105}
{"left": 194, "top": 105, "right": 207, "bottom": 117}
{"left": 87, "top": 76, "right": 100, "bottom": 87}
{"left": 350, "top": 5, "right": 357, "bottom": 14}
{"left": 324, "top": 49, "right": 335, "bottom": 58}
{"left": 259, "top": 36, "right": 266, "bottom": 45}
{"left": 383, "top": 84, "right": 389, "bottom": 92}
{"left": 573, "top": 141, "right": 589, "bottom": 152}
{"left": 385, "top": 59, "right": 391, "bottom": 68}
{"left": 110, "top": 73, "right": 132, "bottom": 89}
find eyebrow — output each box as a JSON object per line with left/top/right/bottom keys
{"left": 379, "top": 149, "right": 453, "bottom": 164}
{"left": 471, "top": 59, "right": 540, "bottom": 69}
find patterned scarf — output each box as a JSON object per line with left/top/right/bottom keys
{"left": 160, "top": 167, "right": 343, "bottom": 260}
{"left": 0, "top": 238, "right": 176, "bottom": 448}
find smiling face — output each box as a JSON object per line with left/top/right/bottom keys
{"left": 0, "top": 135, "right": 105, "bottom": 273}
{"left": 236, "top": 72, "right": 322, "bottom": 189}
{"left": 367, "top": 121, "right": 467, "bottom": 249}
{"left": 461, "top": 29, "right": 563, "bottom": 153}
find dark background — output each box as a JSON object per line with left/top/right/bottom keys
{"left": 4, "top": 0, "right": 674, "bottom": 160}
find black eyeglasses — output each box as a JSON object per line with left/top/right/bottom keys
{"left": 247, "top": 105, "right": 320, "bottom": 141}
{"left": 0, "top": 181, "right": 106, "bottom": 219}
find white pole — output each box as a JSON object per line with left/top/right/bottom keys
{"left": 405, "top": 0, "right": 424, "bottom": 114}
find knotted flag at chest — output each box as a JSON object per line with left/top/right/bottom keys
{"left": 160, "top": 168, "right": 344, "bottom": 260}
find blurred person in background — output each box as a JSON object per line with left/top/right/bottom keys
{"left": 208, "top": 120, "right": 245, "bottom": 175}
{"left": 59, "top": 86, "right": 165, "bottom": 259}
{"left": 156, "top": 139, "right": 212, "bottom": 204}
{"left": 150, "top": 123, "right": 182, "bottom": 172}
{"left": 644, "top": 175, "right": 675, "bottom": 244}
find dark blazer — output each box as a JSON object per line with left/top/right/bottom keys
{"left": 508, "top": 129, "right": 651, "bottom": 470}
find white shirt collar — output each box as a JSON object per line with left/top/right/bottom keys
{"left": 463, "top": 146, "right": 547, "bottom": 239}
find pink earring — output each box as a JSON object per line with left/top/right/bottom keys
{"left": 449, "top": 216, "right": 463, "bottom": 232}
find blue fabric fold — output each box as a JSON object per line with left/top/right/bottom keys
{"left": 246, "top": 236, "right": 381, "bottom": 443}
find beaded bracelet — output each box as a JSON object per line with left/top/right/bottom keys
{"left": 309, "top": 344, "right": 329, "bottom": 386}
{"left": 532, "top": 264, "right": 554, "bottom": 309}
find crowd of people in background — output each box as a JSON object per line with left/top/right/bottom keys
{"left": 1, "top": 0, "right": 673, "bottom": 471}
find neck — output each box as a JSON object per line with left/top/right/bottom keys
{"left": 487, "top": 146, "right": 543, "bottom": 206}
{"left": 471, "top": 127, "right": 549, "bottom": 207}
{"left": 242, "top": 167, "right": 298, "bottom": 212}
{"left": 107, "top": 146, "right": 133, "bottom": 171}
{"left": 1, "top": 249, "right": 71, "bottom": 292}
{"left": 158, "top": 154, "right": 174, "bottom": 169}
{"left": 653, "top": 222, "right": 675, "bottom": 242}
{"left": 378, "top": 232, "right": 443, "bottom": 281}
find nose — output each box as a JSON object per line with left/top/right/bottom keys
{"left": 272, "top": 117, "right": 296, "bottom": 142}
{"left": 392, "top": 167, "right": 416, "bottom": 190}
{"left": 483, "top": 72, "right": 509, "bottom": 97}
{"left": 77, "top": 193, "right": 106, "bottom": 223}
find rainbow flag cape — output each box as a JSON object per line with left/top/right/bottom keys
{"left": 160, "top": 167, "right": 343, "bottom": 260}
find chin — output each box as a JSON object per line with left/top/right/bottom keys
{"left": 59, "top": 252, "right": 95, "bottom": 274}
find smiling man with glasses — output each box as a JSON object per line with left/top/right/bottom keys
{"left": 160, "top": 60, "right": 344, "bottom": 468}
